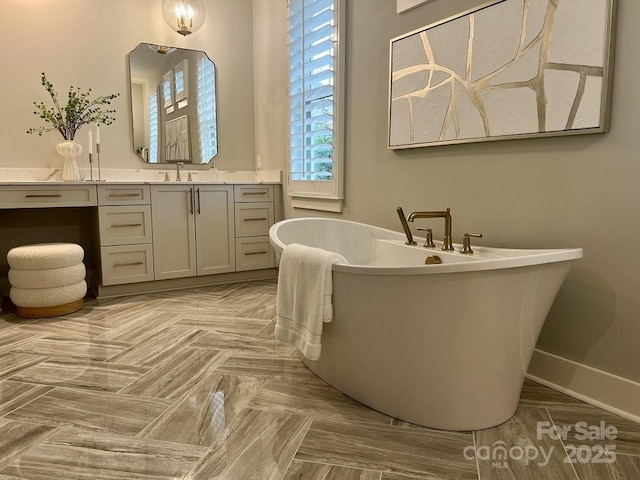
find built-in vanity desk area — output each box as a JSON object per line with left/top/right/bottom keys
{"left": 0, "top": 169, "right": 282, "bottom": 298}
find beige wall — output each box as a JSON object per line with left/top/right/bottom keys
{"left": 252, "top": 0, "right": 288, "bottom": 172}
{"left": 258, "top": 0, "right": 640, "bottom": 385}
{"left": 0, "top": 0, "right": 255, "bottom": 171}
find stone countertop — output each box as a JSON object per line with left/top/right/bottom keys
{"left": 0, "top": 168, "right": 282, "bottom": 185}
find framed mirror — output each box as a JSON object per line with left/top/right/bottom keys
{"left": 129, "top": 43, "right": 218, "bottom": 164}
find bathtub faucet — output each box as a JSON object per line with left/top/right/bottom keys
{"left": 407, "top": 208, "right": 454, "bottom": 251}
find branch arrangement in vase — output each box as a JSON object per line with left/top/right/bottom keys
{"left": 26, "top": 73, "right": 120, "bottom": 141}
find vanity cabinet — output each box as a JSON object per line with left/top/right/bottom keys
{"left": 151, "top": 184, "right": 235, "bottom": 280}
{"left": 233, "top": 185, "right": 275, "bottom": 271}
{"left": 97, "top": 185, "right": 154, "bottom": 286}
{"left": 0, "top": 181, "right": 279, "bottom": 297}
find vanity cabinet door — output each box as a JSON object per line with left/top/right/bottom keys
{"left": 98, "top": 206, "right": 152, "bottom": 246}
{"left": 151, "top": 184, "right": 234, "bottom": 280}
{"left": 151, "top": 185, "right": 197, "bottom": 280}
{"left": 0, "top": 185, "right": 97, "bottom": 209}
{"left": 101, "top": 244, "right": 154, "bottom": 286}
{"left": 234, "top": 185, "right": 273, "bottom": 203}
{"left": 194, "top": 185, "right": 235, "bottom": 276}
{"left": 235, "top": 236, "right": 274, "bottom": 272}
{"left": 97, "top": 185, "right": 150, "bottom": 205}
{"left": 234, "top": 203, "right": 274, "bottom": 238}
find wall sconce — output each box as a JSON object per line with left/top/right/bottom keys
{"left": 161, "top": 0, "right": 206, "bottom": 36}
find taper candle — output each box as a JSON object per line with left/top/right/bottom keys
{"left": 96, "top": 125, "right": 100, "bottom": 144}
{"left": 88, "top": 130, "right": 93, "bottom": 154}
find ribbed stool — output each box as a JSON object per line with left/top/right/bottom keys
{"left": 8, "top": 243, "right": 87, "bottom": 318}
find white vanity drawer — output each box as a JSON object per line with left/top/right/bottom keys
{"left": 0, "top": 185, "right": 97, "bottom": 209}
{"left": 234, "top": 203, "right": 274, "bottom": 237}
{"left": 101, "top": 244, "right": 154, "bottom": 285}
{"left": 235, "top": 237, "right": 275, "bottom": 271}
{"left": 234, "top": 185, "right": 273, "bottom": 203}
{"left": 97, "top": 185, "right": 150, "bottom": 205}
{"left": 98, "top": 206, "right": 152, "bottom": 246}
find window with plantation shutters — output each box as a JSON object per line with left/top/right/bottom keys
{"left": 287, "top": 0, "right": 344, "bottom": 212}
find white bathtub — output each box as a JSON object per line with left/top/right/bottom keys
{"left": 269, "top": 217, "right": 582, "bottom": 430}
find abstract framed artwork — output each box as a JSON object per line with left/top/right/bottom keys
{"left": 388, "top": 0, "right": 617, "bottom": 149}
{"left": 165, "top": 115, "right": 191, "bottom": 162}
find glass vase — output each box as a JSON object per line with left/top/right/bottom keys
{"left": 56, "top": 140, "right": 83, "bottom": 182}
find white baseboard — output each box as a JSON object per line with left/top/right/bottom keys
{"left": 527, "top": 349, "right": 640, "bottom": 424}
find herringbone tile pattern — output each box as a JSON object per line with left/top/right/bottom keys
{"left": 0, "top": 280, "right": 638, "bottom": 479}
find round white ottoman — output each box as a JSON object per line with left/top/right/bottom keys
{"left": 8, "top": 243, "right": 87, "bottom": 318}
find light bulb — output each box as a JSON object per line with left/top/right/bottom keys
{"left": 161, "top": 0, "right": 205, "bottom": 36}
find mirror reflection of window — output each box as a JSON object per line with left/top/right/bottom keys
{"left": 148, "top": 91, "right": 159, "bottom": 163}
{"left": 197, "top": 57, "right": 218, "bottom": 161}
{"left": 175, "top": 70, "right": 184, "bottom": 97}
{"left": 162, "top": 70, "right": 174, "bottom": 111}
{"left": 175, "top": 59, "right": 189, "bottom": 107}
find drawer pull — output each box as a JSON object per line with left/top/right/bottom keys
{"left": 242, "top": 191, "right": 268, "bottom": 196}
{"left": 243, "top": 217, "right": 268, "bottom": 222}
{"left": 108, "top": 193, "right": 141, "bottom": 198}
{"left": 244, "top": 251, "right": 268, "bottom": 256}
{"left": 110, "top": 223, "right": 143, "bottom": 228}
{"left": 113, "top": 261, "right": 144, "bottom": 268}
{"left": 25, "top": 194, "right": 62, "bottom": 198}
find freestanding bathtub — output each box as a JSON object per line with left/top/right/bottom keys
{"left": 269, "top": 217, "right": 582, "bottom": 430}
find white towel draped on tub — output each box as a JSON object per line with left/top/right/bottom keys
{"left": 275, "top": 243, "right": 347, "bottom": 361}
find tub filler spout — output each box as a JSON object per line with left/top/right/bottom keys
{"left": 407, "top": 208, "right": 454, "bottom": 251}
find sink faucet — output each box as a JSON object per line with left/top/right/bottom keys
{"left": 406, "top": 208, "right": 454, "bottom": 251}
{"left": 176, "top": 162, "right": 184, "bottom": 182}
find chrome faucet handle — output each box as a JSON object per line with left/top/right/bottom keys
{"left": 416, "top": 227, "right": 436, "bottom": 248}
{"left": 176, "top": 162, "right": 184, "bottom": 182}
{"left": 460, "top": 233, "right": 483, "bottom": 255}
{"left": 159, "top": 171, "right": 169, "bottom": 182}
{"left": 187, "top": 172, "right": 197, "bottom": 182}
